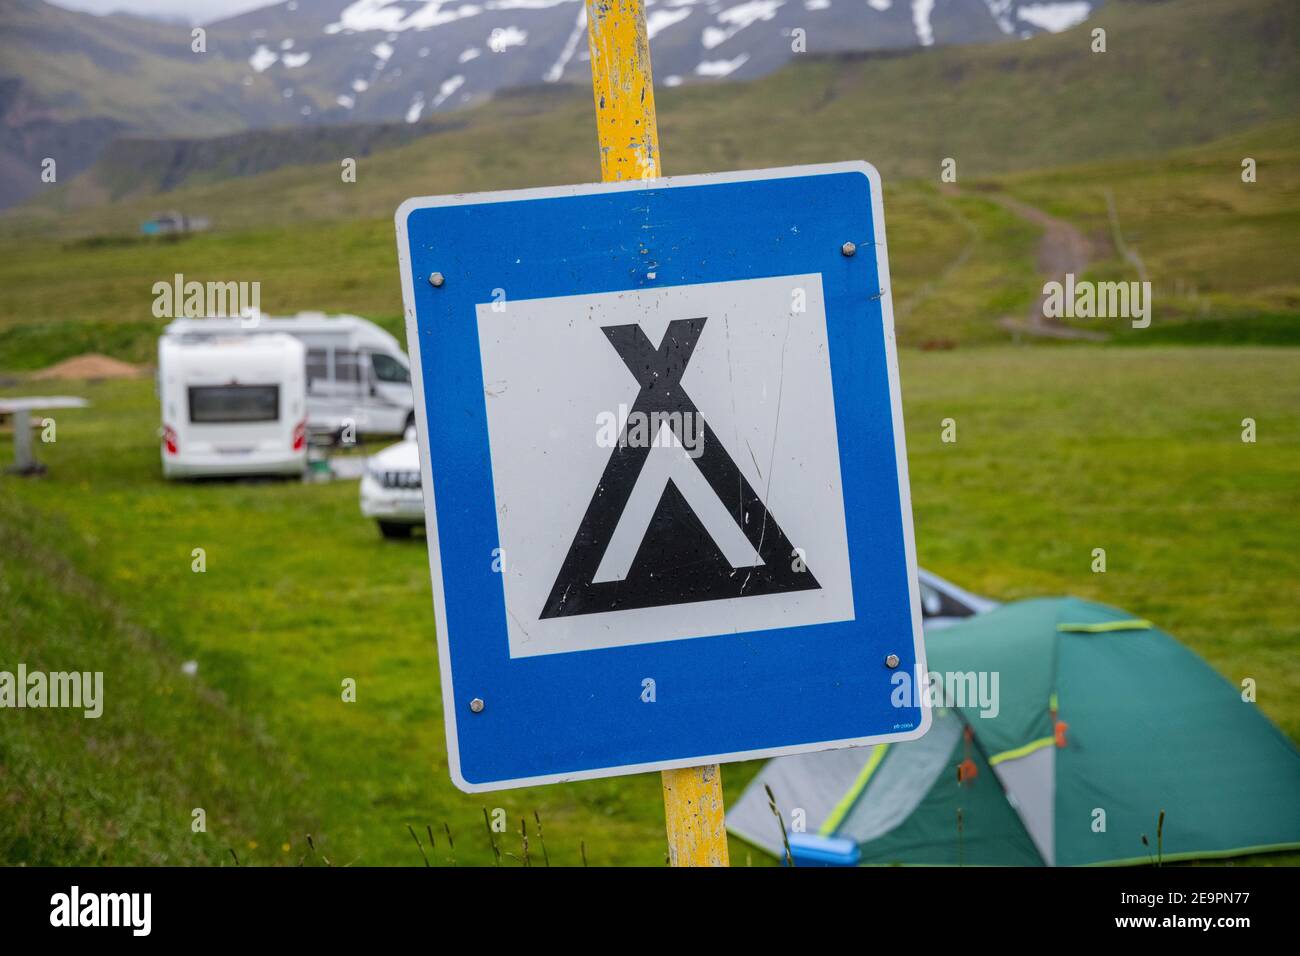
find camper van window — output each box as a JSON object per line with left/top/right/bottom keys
{"left": 371, "top": 352, "right": 410, "bottom": 384}
{"left": 188, "top": 385, "right": 280, "bottom": 423}
{"left": 334, "top": 350, "right": 364, "bottom": 387}
{"left": 306, "top": 348, "right": 329, "bottom": 385}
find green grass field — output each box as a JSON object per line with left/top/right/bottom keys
{"left": 3, "top": 347, "right": 1297, "bottom": 865}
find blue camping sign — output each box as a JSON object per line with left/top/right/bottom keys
{"left": 395, "top": 162, "right": 929, "bottom": 792}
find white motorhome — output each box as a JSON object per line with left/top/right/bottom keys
{"left": 162, "top": 313, "right": 414, "bottom": 438}
{"left": 158, "top": 333, "right": 307, "bottom": 478}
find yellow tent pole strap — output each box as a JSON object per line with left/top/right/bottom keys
{"left": 989, "top": 736, "right": 1055, "bottom": 766}
{"left": 1057, "top": 619, "right": 1153, "bottom": 633}
{"left": 820, "top": 744, "right": 890, "bottom": 835}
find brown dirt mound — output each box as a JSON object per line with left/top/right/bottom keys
{"left": 31, "top": 354, "right": 144, "bottom": 381}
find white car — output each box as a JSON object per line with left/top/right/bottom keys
{"left": 360, "top": 434, "right": 424, "bottom": 538}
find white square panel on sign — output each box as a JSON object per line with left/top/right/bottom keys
{"left": 476, "top": 272, "right": 854, "bottom": 658}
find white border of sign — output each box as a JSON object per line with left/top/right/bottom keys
{"left": 396, "top": 161, "right": 929, "bottom": 792}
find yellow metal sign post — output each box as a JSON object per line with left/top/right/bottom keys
{"left": 585, "top": 0, "right": 660, "bottom": 181}
{"left": 661, "top": 763, "right": 730, "bottom": 866}
{"left": 584, "top": 0, "right": 730, "bottom": 867}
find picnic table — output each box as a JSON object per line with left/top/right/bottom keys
{"left": 0, "top": 396, "right": 89, "bottom": 475}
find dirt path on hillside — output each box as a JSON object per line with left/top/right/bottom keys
{"left": 947, "top": 187, "right": 1108, "bottom": 341}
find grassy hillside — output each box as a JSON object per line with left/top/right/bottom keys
{"left": 0, "top": 0, "right": 283, "bottom": 134}
{"left": 994, "top": 119, "right": 1300, "bottom": 341}
{"left": 2, "top": 118, "right": 1295, "bottom": 367}
{"left": 0, "top": 179, "right": 1044, "bottom": 367}
{"left": 7, "top": 0, "right": 1296, "bottom": 240}
{"left": 3, "top": 346, "right": 1297, "bottom": 865}
{"left": 0, "top": 0, "right": 290, "bottom": 208}
{"left": 0, "top": 502, "right": 316, "bottom": 865}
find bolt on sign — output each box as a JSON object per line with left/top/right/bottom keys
{"left": 395, "top": 162, "right": 928, "bottom": 792}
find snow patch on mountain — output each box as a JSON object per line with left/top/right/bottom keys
{"left": 982, "top": 0, "right": 1017, "bottom": 32}
{"left": 545, "top": 6, "right": 587, "bottom": 82}
{"left": 700, "top": 0, "right": 782, "bottom": 50}
{"left": 249, "top": 45, "right": 278, "bottom": 72}
{"left": 489, "top": 26, "right": 529, "bottom": 51}
{"left": 324, "top": 0, "right": 583, "bottom": 36}
{"left": 720, "top": 1, "right": 783, "bottom": 32}
{"left": 1016, "top": 2, "right": 1091, "bottom": 32}
{"left": 406, "top": 92, "right": 425, "bottom": 123}
{"left": 489, "top": 0, "right": 575, "bottom": 8}
{"left": 647, "top": 8, "right": 692, "bottom": 39}
{"left": 696, "top": 52, "right": 750, "bottom": 77}
{"left": 912, "top": 0, "right": 934, "bottom": 46}
{"left": 434, "top": 74, "right": 467, "bottom": 106}
{"left": 327, "top": 0, "right": 415, "bottom": 33}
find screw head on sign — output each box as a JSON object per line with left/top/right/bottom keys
{"left": 841, "top": 241, "right": 857, "bottom": 257}
{"left": 429, "top": 272, "right": 446, "bottom": 288}
{"left": 884, "top": 654, "right": 900, "bottom": 669}
{"left": 469, "top": 697, "right": 485, "bottom": 713}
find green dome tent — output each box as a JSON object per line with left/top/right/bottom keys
{"left": 728, "top": 597, "right": 1300, "bottom": 866}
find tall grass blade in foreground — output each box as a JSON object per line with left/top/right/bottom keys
{"left": 1157, "top": 810, "right": 1166, "bottom": 867}
{"left": 482, "top": 807, "right": 501, "bottom": 866}
{"left": 957, "top": 807, "right": 964, "bottom": 868}
{"left": 407, "top": 824, "right": 431, "bottom": 867}
{"left": 764, "top": 784, "right": 794, "bottom": 867}
{"left": 534, "top": 811, "right": 550, "bottom": 867}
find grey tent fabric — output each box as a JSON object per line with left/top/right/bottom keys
{"left": 992, "top": 746, "right": 1056, "bottom": 865}
{"left": 838, "top": 710, "right": 962, "bottom": 843}
{"left": 727, "top": 714, "right": 963, "bottom": 855}
{"left": 728, "top": 744, "right": 878, "bottom": 856}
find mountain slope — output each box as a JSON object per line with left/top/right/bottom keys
{"left": 1, "top": 0, "right": 1098, "bottom": 208}
{"left": 13, "top": 0, "right": 1295, "bottom": 236}
{"left": 201, "top": 0, "right": 1085, "bottom": 125}
{"left": 0, "top": 0, "right": 286, "bottom": 207}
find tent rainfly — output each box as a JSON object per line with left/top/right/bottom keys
{"left": 728, "top": 597, "right": 1300, "bottom": 866}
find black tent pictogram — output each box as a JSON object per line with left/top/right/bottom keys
{"left": 541, "top": 317, "right": 820, "bottom": 619}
